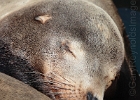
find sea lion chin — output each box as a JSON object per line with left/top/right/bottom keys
{"left": 0, "top": 0, "right": 125, "bottom": 100}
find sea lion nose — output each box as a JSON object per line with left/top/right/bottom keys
{"left": 87, "top": 92, "right": 98, "bottom": 100}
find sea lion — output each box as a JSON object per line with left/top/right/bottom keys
{"left": 0, "top": 72, "right": 51, "bottom": 100}
{"left": 0, "top": 0, "right": 135, "bottom": 100}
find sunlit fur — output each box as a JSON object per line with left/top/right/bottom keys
{"left": 0, "top": 0, "right": 124, "bottom": 100}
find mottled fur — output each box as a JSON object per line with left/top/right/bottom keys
{"left": 0, "top": 0, "right": 129, "bottom": 100}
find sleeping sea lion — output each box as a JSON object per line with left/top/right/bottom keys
{"left": 1, "top": 0, "right": 138, "bottom": 100}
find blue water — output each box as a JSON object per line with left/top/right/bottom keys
{"left": 118, "top": 8, "right": 140, "bottom": 73}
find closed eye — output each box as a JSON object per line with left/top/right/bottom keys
{"left": 60, "top": 41, "right": 76, "bottom": 58}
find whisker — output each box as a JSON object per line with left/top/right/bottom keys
{"left": 23, "top": 71, "right": 37, "bottom": 74}
{"left": 46, "top": 92, "right": 62, "bottom": 95}
{"left": 50, "top": 72, "right": 76, "bottom": 84}
{"left": 44, "top": 79, "right": 75, "bottom": 87}
{"left": 23, "top": 71, "right": 45, "bottom": 76}
{"left": 50, "top": 86, "right": 75, "bottom": 91}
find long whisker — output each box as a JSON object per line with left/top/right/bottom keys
{"left": 50, "top": 72, "right": 76, "bottom": 84}
{"left": 59, "top": 96, "right": 78, "bottom": 100}
{"left": 50, "top": 86, "right": 75, "bottom": 91}
{"left": 22, "top": 70, "right": 80, "bottom": 100}
{"left": 46, "top": 92, "right": 62, "bottom": 95}
{"left": 44, "top": 78, "right": 75, "bottom": 87}
{"left": 23, "top": 71, "right": 45, "bottom": 76}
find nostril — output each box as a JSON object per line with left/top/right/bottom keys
{"left": 92, "top": 97, "right": 98, "bottom": 100}
{"left": 87, "top": 92, "right": 93, "bottom": 100}
{"left": 87, "top": 92, "right": 98, "bottom": 100}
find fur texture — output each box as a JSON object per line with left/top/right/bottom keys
{"left": 0, "top": 0, "right": 139, "bottom": 100}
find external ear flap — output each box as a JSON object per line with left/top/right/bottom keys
{"left": 117, "top": 30, "right": 140, "bottom": 100}
{"left": 114, "top": 57, "right": 140, "bottom": 100}
{"left": 35, "top": 15, "right": 52, "bottom": 24}
{"left": 104, "top": 73, "right": 119, "bottom": 100}
{"left": 104, "top": 59, "right": 130, "bottom": 100}
{"left": 104, "top": 30, "right": 140, "bottom": 100}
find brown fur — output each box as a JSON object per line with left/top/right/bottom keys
{"left": 1, "top": 0, "right": 134, "bottom": 100}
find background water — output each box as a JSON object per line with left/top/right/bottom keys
{"left": 113, "top": 0, "right": 140, "bottom": 73}
{"left": 118, "top": 8, "right": 140, "bottom": 73}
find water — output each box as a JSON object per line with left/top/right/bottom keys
{"left": 118, "top": 8, "right": 140, "bottom": 73}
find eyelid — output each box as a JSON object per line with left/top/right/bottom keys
{"left": 60, "top": 41, "right": 76, "bottom": 58}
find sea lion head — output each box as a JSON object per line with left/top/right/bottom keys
{"left": 0, "top": 0, "right": 124, "bottom": 100}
